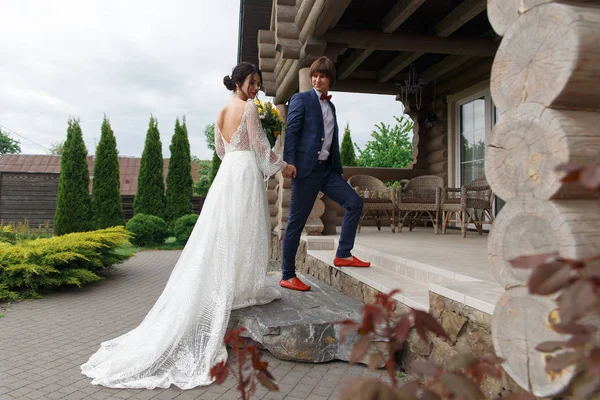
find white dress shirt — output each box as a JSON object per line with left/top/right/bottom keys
{"left": 314, "top": 88, "right": 335, "bottom": 161}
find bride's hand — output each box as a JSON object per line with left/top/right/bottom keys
{"left": 283, "top": 164, "right": 296, "bottom": 179}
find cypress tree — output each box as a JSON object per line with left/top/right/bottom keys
{"left": 91, "top": 115, "right": 124, "bottom": 229}
{"left": 134, "top": 116, "right": 165, "bottom": 217}
{"left": 209, "top": 151, "right": 221, "bottom": 184}
{"left": 54, "top": 118, "right": 92, "bottom": 235}
{"left": 165, "top": 117, "right": 193, "bottom": 222}
{"left": 340, "top": 122, "right": 358, "bottom": 166}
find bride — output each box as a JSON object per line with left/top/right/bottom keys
{"left": 81, "top": 62, "right": 295, "bottom": 390}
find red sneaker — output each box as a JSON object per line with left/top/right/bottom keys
{"left": 333, "top": 256, "right": 371, "bottom": 268}
{"left": 279, "top": 277, "right": 312, "bottom": 291}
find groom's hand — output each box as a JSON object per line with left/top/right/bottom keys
{"left": 283, "top": 164, "right": 297, "bottom": 179}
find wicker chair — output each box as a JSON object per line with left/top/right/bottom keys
{"left": 441, "top": 175, "right": 494, "bottom": 237}
{"left": 397, "top": 175, "right": 444, "bottom": 234}
{"left": 347, "top": 175, "right": 396, "bottom": 233}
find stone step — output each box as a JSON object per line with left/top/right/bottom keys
{"left": 307, "top": 249, "right": 429, "bottom": 311}
{"left": 228, "top": 273, "right": 373, "bottom": 363}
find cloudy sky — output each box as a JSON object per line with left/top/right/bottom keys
{"left": 0, "top": 0, "right": 405, "bottom": 160}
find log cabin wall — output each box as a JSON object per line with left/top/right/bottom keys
{"left": 485, "top": 1, "right": 600, "bottom": 397}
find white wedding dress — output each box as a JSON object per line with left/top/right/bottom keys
{"left": 81, "top": 99, "right": 285, "bottom": 389}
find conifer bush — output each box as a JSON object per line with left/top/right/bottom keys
{"left": 0, "top": 227, "right": 132, "bottom": 300}
{"left": 125, "top": 214, "right": 168, "bottom": 247}
{"left": 173, "top": 214, "right": 199, "bottom": 244}
{"left": 134, "top": 116, "right": 165, "bottom": 218}
{"left": 165, "top": 118, "right": 193, "bottom": 223}
{"left": 92, "top": 116, "right": 124, "bottom": 229}
{"left": 54, "top": 118, "right": 92, "bottom": 235}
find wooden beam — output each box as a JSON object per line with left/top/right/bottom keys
{"left": 276, "top": 38, "right": 302, "bottom": 59}
{"left": 420, "top": 55, "right": 473, "bottom": 82}
{"left": 434, "top": 0, "right": 487, "bottom": 37}
{"left": 277, "top": 59, "right": 295, "bottom": 86}
{"left": 322, "top": 29, "right": 498, "bottom": 56}
{"left": 276, "top": 5, "right": 297, "bottom": 23}
{"left": 299, "top": 0, "right": 326, "bottom": 43}
{"left": 381, "top": 0, "right": 426, "bottom": 33}
{"left": 275, "top": 59, "right": 301, "bottom": 104}
{"left": 338, "top": 49, "right": 374, "bottom": 80}
{"left": 296, "top": 0, "right": 316, "bottom": 30}
{"left": 377, "top": 52, "right": 424, "bottom": 83}
{"left": 378, "top": 0, "right": 489, "bottom": 82}
{"left": 259, "top": 58, "right": 276, "bottom": 72}
{"left": 258, "top": 30, "right": 276, "bottom": 45}
{"left": 313, "top": 0, "right": 352, "bottom": 37}
{"left": 331, "top": 79, "right": 398, "bottom": 95}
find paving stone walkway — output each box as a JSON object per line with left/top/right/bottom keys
{"left": 0, "top": 251, "right": 386, "bottom": 399}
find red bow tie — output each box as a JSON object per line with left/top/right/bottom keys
{"left": 320, "top": 93, "right": 332, "bottom": 101}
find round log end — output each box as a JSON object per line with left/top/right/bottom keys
{"left": 491, "top": 3, "right": 600, "bottom": 112}
{"left": 492, "top": 287, "right": 575, "bottom": 397}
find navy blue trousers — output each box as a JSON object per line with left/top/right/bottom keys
{"left": 281, "top": 160, "right": 363, "bottom": 280}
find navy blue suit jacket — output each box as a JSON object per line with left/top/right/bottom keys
{"left": 283, "top": 90, "right": 343, "bottom": 180}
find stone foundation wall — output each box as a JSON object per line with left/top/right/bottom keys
{"left": 270, "top": 235, "right": 524, "bottom": 399}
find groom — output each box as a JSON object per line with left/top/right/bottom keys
{"left": 280, "top": 56, "right": 371, "bottom": 292}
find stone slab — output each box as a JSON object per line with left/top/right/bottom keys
{"left": 229, "top": 273, "right": 369, "bottom": 363}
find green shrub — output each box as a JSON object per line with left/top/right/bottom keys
{"left": 0, "top": 227, "right": 132, "bottom": 300}
{"left": 126, "top": 214, "right": 168, "bottom": 247}
{"left": 173, "top": 214, "right": 198, "bottom": 244}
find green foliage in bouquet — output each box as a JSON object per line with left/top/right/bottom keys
{"left": 254, "top": 100, "right": 284, "bottom": 148}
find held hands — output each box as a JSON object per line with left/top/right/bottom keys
{"left": 282, "top": 164, "right": 297, "bottom": 179}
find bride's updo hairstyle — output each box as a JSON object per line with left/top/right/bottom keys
{"left": 223, "top": 62, "right": 263, "bottom": 92}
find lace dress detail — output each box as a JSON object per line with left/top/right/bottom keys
{"left": 216, "top": 100, "right": 286, "bottom": 179}
{"left": 81, "top": 99, "right": 284, "bottom": 390}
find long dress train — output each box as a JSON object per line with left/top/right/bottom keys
{"left": 81, "top": 99, "right": 285, "bottom": 389}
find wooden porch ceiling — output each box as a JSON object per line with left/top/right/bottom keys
{"left": 238, "top": 0, "right": 499, "bottom": 104}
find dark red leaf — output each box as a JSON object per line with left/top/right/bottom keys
{"left": 337, "top": 319, "right": 360, "bottom": 343}
{"left": 579, "top": 164, "right": 600, "bottom": 191}
{"left": 555, "top": 163, "right": 583, "bottom": 183}
{"left": 256, "top": 370, "right": 279, "bottom": 391}
{"left": 567, "top": 334, "right": 591, "bottom": 347}
{"left": 527, "top": 261, "right": 571, "bottom": 295}
{"left": 411, "top": 359, "right": 441, "bottom": 378}
{"left": 509, "top": 252, "right": 559, "bottom": 269}
{"left": 413, "top": 309, "right": 448, "bottom": 341}
{"left": 394, "top": 315, "right": 412, "bottom": 345}
{"left": 209, "top": 360, "right": 229, "bottom": 384}
{"left": 350, "top": 334, "right": 372, "bottom": 364}
{"left": 536, "top": 341, "right": 567, "bottom": 353}
{"left": 359, "top": 304, "right": 382, "bottom": 335}
{"left": 552, "top": 323, "right": 597, "bottom": 335}
{"left": 586, "top": 348, "right": 600, "bottom": 375}
{"left": 545, "top": 351, "right": 580, "bottom": 373}
{"left": 558, "top": 281, "right": 597, "bottom": 323}
{"left": 439, "top": 372, "right": 485, "bottom": 400}
{"left": 555, "top": 163, "right": 583, "bottom": 174}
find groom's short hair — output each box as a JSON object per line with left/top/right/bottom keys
{"left": 309, "top": 57, "right": 336, "bottom": 88}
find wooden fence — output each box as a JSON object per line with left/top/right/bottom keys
{"left": 0, "top": 172, "right": 206, "bottom": 229}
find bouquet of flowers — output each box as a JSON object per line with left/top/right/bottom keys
{"left": 254, "top": 99, "right": 284, "bottom": 148}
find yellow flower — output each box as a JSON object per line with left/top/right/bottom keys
{"left": 258, "top": 106, "right": 263, "bottom": 114}
{"left": 274, "top": 130, "right": 281, "bottom": 137}
{"left": 254, "top": 99, "right": 261, "bottom": 106}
